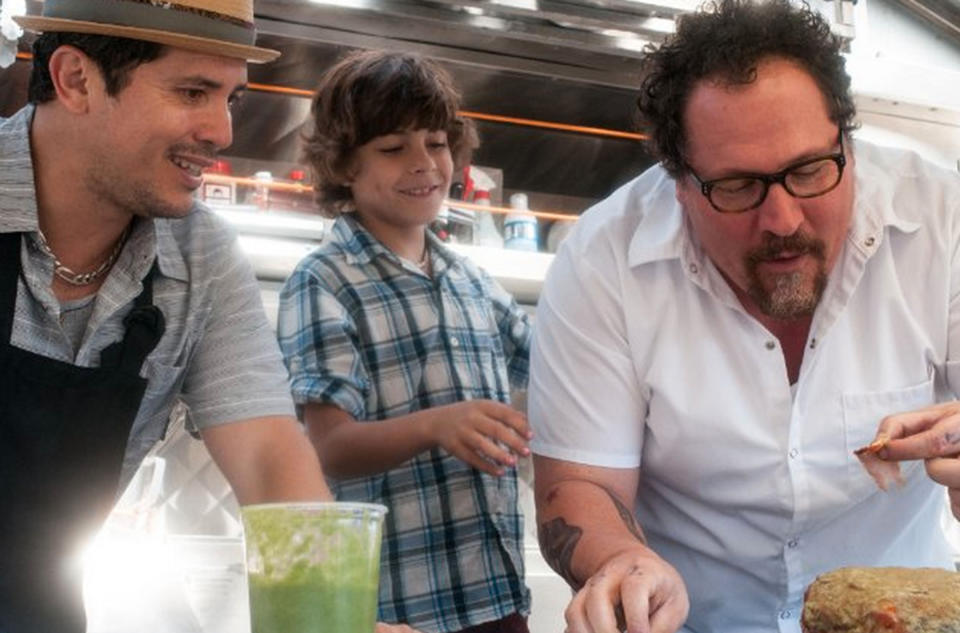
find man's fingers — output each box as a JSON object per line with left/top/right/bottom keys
{"left": 882, "top": 412, "right": 960, "bottom": 460}
{"left": 583, "top": 580, "right": 626, "bottom": 633}
{"left": 948, "top": 488, "right": 960, "bottom": 520}
{"left": 647, "top": 582, "right": 690, "bottom": 633}
{"left": 566, "top": 589, "right": 600, "bottom": 633}
{"left": 584, "top": 568, "right": 639, "bottom": 633}
{"left": 925, "top": 456, "right": 960, "bottom": 488}
{"left": 620, "top": 567, "right": 653, "bottom": 633}
{"left": 649, "top": 598, "right": 688, "bottom": 633}
{"left": 877, "top": 403, "right": 958, "bottom": 440}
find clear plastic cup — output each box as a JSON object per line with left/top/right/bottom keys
{"left": 241, "top": 502, "right": 387, "bottom": 633}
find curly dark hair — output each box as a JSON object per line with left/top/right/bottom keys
{"left": 302, "top": 49, "right": 476, "bottom": 216}
{"left": 28, "top": 32, "right": 166, "bottom": 104}
{"left": 637, "top": 0, "right": 857, "bottom": 177}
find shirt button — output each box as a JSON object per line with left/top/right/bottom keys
{"left": 780, "top": 610, "right": 792, "bottom": 620}
{"left": 689, "top": 263, "right": 699, "bottom": 274}
{"left": 809, "top": 337, "right": 817, "bottom": 349}
{"left": 789, "top": 448, "right": 799, "bottom": 459}
{"left": 765, "top": 340, "right": 777, "bottom": 350}
{"left": 449, "top": 336, "right": 460, "bottom": 347}
{"left": 787, "top": 538, "right": 799, "bottom": 549}
{"left": 864, "top": 236, "right": 875, "bottom": 247}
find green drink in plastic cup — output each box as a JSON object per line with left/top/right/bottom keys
{"left": 241, "top": 502, "right": 387, "bottom": 633}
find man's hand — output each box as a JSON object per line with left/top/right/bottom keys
{"left": 565, "top": 547, "right": 688, "bottom": 633}
{"left": 875, "top": 401, "right": 960, "bottom": 519}
{"left": 534, "top": 458, "right": 689, "bottom": 633}
{"left": 427, "top": 400, "right": 531, "bottom": 476}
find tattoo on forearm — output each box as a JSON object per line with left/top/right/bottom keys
{"left": 539, "top": 517, "right": 584, "bottom": 590}
{"left": 601, "top": 486, "right": 646, "bottom": 544}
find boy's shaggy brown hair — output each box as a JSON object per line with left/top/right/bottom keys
{"left": 302, "top": 50, "right": 476, "bottom": 216}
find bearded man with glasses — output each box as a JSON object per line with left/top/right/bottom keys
{"left": 527, "top": 1, "right": 960, "bottom": 632}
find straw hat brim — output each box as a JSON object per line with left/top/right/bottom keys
{"left": 14, "top": 15, "right": 280, "bottom": 63}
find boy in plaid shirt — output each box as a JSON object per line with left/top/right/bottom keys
{"left": 277, "top": 50, "right": 533, "bottom": 633}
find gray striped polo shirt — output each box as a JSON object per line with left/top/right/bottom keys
{"left": 0, "top": 105, "right": 295, "bottom": 489}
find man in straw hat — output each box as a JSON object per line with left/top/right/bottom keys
{"left": 0, "top": 2, "right": 337, "bottom": 631}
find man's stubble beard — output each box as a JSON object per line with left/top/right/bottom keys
{"left": 85, "top": 157, "right": 197, "bottom": 221}
{"left": 745, "top": 232, "right": 828, "bottom": 320}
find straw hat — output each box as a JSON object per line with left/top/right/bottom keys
{"left": 14, "top": 0, "right": 280, "bottom": 63}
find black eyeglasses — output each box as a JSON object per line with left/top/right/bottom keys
{"left": 684, "top": 132, "right": 847, "bottom": 214}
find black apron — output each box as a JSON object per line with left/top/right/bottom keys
{"left": 0, "top": 232, "right": 165, "bottom": 633}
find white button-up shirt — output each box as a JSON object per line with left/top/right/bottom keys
{"left": 529, "top": 140, "right": 959, "bottom": 633}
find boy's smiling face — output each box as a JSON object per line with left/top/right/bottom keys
{"left": 347, "top": 127, "right": 453, "bottom": 233}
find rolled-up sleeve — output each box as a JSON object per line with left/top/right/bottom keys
{"left": 276, "top": 260, "right": 369, "bottom": 420}
{"left": 528, "top": 239, "right": 647, "bottom": 468}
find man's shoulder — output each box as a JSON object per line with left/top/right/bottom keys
{"left": 856, "top": 140, "right": 958, "bottom": 188}
{"left": 0, "top": 106, "right": 31, "bottom": 140}
{"left": 0, "top": 106, "right": 33, "bottom": 163}
{"left": 151, "top": 203, "right": 243, "bottom": 282}
{"left": 854, "top": 139, "right": 960, "bottom": 226}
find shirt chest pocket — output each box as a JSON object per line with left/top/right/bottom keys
{"left": 842, "top": 375, "right": 935, "bottom": 501}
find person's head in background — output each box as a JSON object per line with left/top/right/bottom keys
{"left": 637, "top": 0, "right": 858, "bottom": 321}
{"left": 303, "top": 50, "right": 476, "bottom": 237}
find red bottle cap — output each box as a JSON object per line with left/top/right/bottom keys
{"left": 206, "top": 159, "right": 232, "bottom": 174}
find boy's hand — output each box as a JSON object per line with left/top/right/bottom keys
{"left": 428, "top": 400, "right": 532, "bottom": 475}
{"left": 375, "top": 622, "right": 422, "bottom": 633}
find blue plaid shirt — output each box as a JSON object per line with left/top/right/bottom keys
{"left": 277, "top": 215, "right": 532, "bottom": 633}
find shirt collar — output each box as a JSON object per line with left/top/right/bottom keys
{"left": 330, "top": 213, "right": 392, "bottom": 265}
{"left": 149, "top": 217, "right": 190, "bottom": 282}
{"left": 625, "top": 164, "right": 686, "bottom": 268}
{"left": 329, "top": 212, "right": 459, "bottom": 274}
{"left": 847, "top": 139, "right": 921, "bottom": 254}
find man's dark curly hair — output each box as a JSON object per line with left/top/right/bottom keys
{"left": 302, "top": 49, "right": 476, "bottom": 216}
{"left": 637, "top": 0, "right": 857, "bottom": 178}
{"left": 29, "top": 32, "right": 166, "bottom": 104}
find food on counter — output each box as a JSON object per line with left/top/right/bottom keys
{"left": 854, "top": 433, "right": 904, "bottom": 491}
{"left": 801, "top": 566, "right": 960, "bottom": 633}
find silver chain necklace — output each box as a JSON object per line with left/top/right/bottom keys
{"left": 35, "top": 228, "right": 128, "bottom": 286}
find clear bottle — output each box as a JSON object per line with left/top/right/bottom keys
{"left": 503, "top": 192, "right": 538, "bottom": 252}
{"left": 473, "top": 190, "right": 504, "bottom": 248}
{"left": 253, "top": 170, "right": 272, "bottom": 211}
